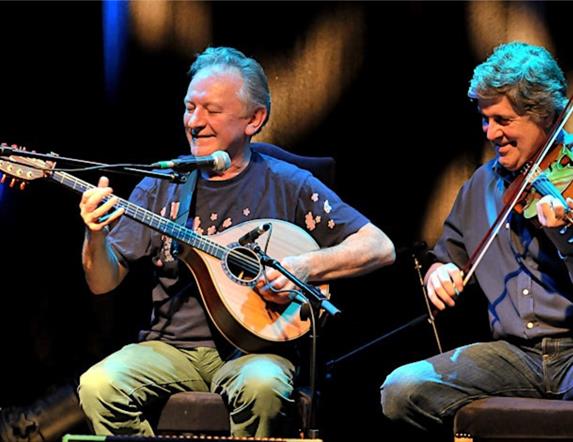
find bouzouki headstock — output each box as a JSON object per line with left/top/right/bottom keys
{"left": 0, "top": 144, "right": 53, "bottom": 190}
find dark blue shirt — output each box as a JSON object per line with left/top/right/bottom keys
{"left": 107, "top": 150, "right": 369, "bottom": 353}
{"left": 431, "top": 133, "right": 573, "bottom": 340}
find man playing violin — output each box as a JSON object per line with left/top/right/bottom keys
{"left": 381, "top": 41, "right": 573, "bottom": 436}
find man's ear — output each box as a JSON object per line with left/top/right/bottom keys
{"left": 245, "top": 107, "right": 267, "bottom": 136}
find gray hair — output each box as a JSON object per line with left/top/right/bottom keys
{"left": 189, "top": 47, "right": 271, "bottom": 133}
{"left": 468, "top": 41, "right": 568, "bottom": 126}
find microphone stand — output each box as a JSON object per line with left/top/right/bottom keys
{"left": 250, "top": 243, "right": 340, "bottom": 440}
{"left": 324, "top": 242, "right": 442, "bottom": 374}
{"left": 0, "top": 146, "right": 187, "bottom": 183}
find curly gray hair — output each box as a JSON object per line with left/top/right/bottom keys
{"left": 468, "top": 41, "right": 568, "bottom": 126}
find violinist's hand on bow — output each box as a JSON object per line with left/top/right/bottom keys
{"left": 536, "top": 195, "right": 573, "bottom": 228}
{"left": 425, "top": 262, "right": 464, "bottom": 311}
{"left": 255, "top": 255, "right": 310, "bottom": 305}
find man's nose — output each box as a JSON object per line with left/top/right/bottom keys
{"left": 483, "top": 119, "right": 502, "bottom": 141}
{"left": 186, "top": 108, "right": 205, "bottom": 129}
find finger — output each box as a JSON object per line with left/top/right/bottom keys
{"left": 81, "top": 187, "right": 107, "bottom": 206}
{"left": 446, "top": 266, "right": 464, "bottom": 293}
{"left": 98, "top": 176, "right": 110, "bottom": 188}
{"left": 268, "top": 275, "right": 291, "bottom": 292}
{"left": 549, "top": 196, "right": 565, "bottom": 214}
{"left": 541, "top": 195, "right": 564, "bottom": 213}
{"left": 435, "top": 271, "right": 458, "bottom": 306}
{"left": 85, "top": 207, "right": 124, "bottom": 231}
{"left": 98, "top": 207, "right": 125, "bottom": 225}
{"left": 256, "top": 268, "right": 277, "bottom": 289}
{"left": 536, "top": 204, "right": 549, "bottom": 226}
{"left": 257, "top": 284, "right": 291, "bottom": 304}
{"left": 427, "top": 282, "right": 446, "bottom": 311}
{"left": 81, "top": 187, "right": 113, "bottom": 213}
{"left": 554, "top": 204, "right": 566, "bottom": 221}
{"left": 429, "top": 272, "right": 452, "bottom": 307}
{"left": 87, "top": 196, "right": 119, "bottom": 222}
{"left": 536, "top": 196, "right": 565, "bottom": 226}
{"left": 433, "top": 282, "right": 456, "bottom": 307}
{"left": 81, "top": 176, "right": 111, "bottom": 207}
{"left": 536, "top": 197, "right": 552, "bottom": 225}
{"left": 265, "top": 268, "right": 280, "bottom": 282}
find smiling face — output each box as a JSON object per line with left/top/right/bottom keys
{"left": 183, "top": 66, "right": 264, "bottom": 159}
{"left": 478, "top": 95, "right": 551, "bottom": 172}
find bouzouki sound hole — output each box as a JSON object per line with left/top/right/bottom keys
{"left": 223, "top": 245, "right": 262, "bottom": 286}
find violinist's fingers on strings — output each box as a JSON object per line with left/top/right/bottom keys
{"left": 536, "top": 195, "right": 551, "bottom": 225}
{"left": 536, "top": 195, "right": 568, "bottom": 227}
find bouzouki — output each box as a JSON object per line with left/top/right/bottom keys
{"left": 0, "top": 152, "right": 329, "bottom": 353}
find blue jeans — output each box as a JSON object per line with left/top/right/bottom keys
{"left": 380, "top": 337, "right": 573, "bottom": 432}
{"left": 78, "top": 341, "right": 295, "bottom": 437}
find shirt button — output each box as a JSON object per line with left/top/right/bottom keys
{"left": 527, "top": 322, "right": 534, "bottom": 329}
{"left": 522, "top": 289, "right": 530, "bottom": 295}
{"left": 505, "top": 222, "right": 510, "bottom": 229}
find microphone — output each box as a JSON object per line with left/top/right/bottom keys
{"left": 238, "top": 222, "right": 271, "bottom": 246}
{"left": 151, "top": 151, "right": 231, "bottom": 173}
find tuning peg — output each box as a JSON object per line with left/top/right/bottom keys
{"left": 19, "top": 182, "right": 27, "bottom": 191}
{"left": 0, "top": 174, "right": 5, "bottom": 184}
{"left": 9, "top": 178, "right": 16, "bottom": 188}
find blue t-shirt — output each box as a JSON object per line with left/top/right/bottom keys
{"left": 108, "top": 150, "right": 369, "bottom": 355}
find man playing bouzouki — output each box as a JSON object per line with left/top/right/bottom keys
{"left": 77, "top": 46, "right": 395, "bottom": 438}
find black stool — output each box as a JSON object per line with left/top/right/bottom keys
{"left": 156, "top": 392, "right": 229, "bottom": 435}
{"left": 454, "top": 396, "right": 573, "bottom": 441}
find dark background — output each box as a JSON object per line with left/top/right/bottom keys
{"left": 0, "top": 2, "right": 571, "bottom": 441}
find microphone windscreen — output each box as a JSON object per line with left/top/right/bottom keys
{"left": 212, "top": 151, "right": 231, "bottom": 172}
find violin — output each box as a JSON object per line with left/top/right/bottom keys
{"left": 506, "top": 141, "right": 573, "bottom": 224}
